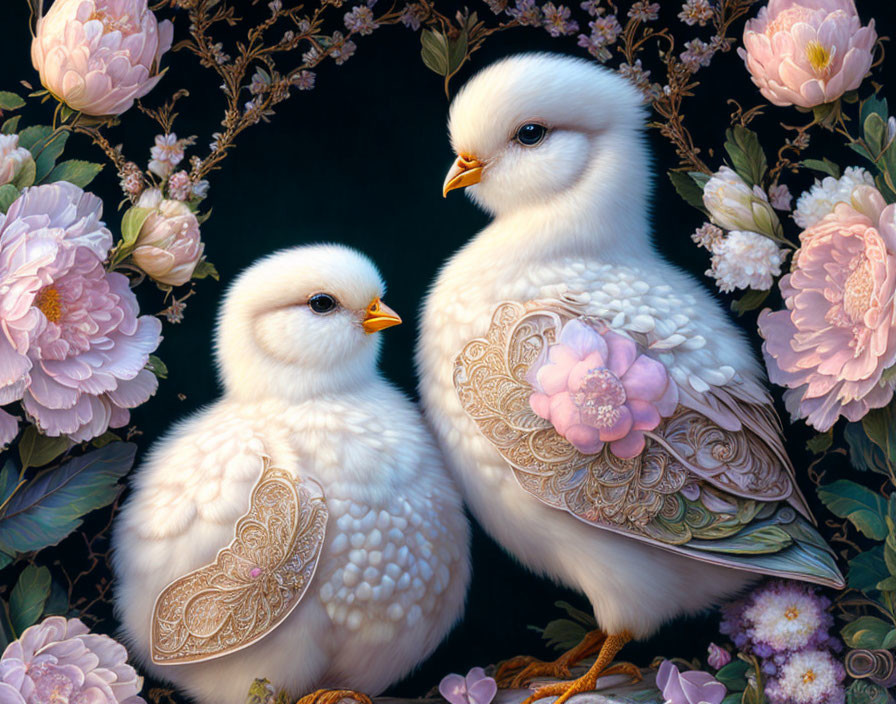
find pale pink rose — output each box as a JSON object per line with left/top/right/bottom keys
{"left": 738, "top": 0, "right": 877, "bottom": 109}
{"left": 528, "top": 319, "right": 678, "bottom": 458}
{"left": 31, "top": 0, "right": 174, "bottom": 116}
{"left": 0, "top": 182, "right": 162, "bottom": 441}
{"left": 0, "top": 616, "right": 145, "bottom": 704}
{"left": 132, "top": 189, "right": 203, "bottom": 286}
{"left": 759, "top": 185, "right": 896, "bottom": 431}
{"left": 656, "top": 660, "right": 727, "bottom": 704}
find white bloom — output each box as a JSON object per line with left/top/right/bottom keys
{"left": 793, "top": 166, "right": 875, "bottom": 229}
{"left": 766, "top": 650, "right": 845, "bottom": 704}
{"left": 148, "top": 133, "right": 185, "bottom": 178}
{"left": 743, "top": 586, "right": 825, "bottom": 652}
{"left": 703, "top": 166, "right": 779, "bottom": 235}
{"left": 707, "top": 231, "right": 784, "bottom": 293}
{"left": 0, "top": 135, "right": 34, "bottom": 187}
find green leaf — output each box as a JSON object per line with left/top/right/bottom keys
{"left": 0, "top": 184, "right": 20, "bottom": 213}
{"left": 119, "top": 206, "right": 153, "bottom": 249}
{"left": 532, "top": 618, "right": 588, "bottom": 651}
{"left": 847, "top": 680, "right": 891, "bottom": 704}
{"left": 801, "top": 158, "right": 841, "bottom": 179}
{"left": 864, "top": 112, "right": 888, "bottom": 155}
{"left": 0, "top": 460, "right": 17, "bottom": 505}
{"left": 860, "top": 93, "right": 889, "bottom": 129}
{"left": 731, "top": 288, "right": 770, "bottom": 317}
{"left": 806, "top": 429, "right": 833, "bottom": 454}
{"left": 16, "top": 125, "right": 52, "bottom": 151}
{"left": 715, "top": 660, "right": 749, "bottom": 690}
{"left": 724, "top": 126, "right": 767, "bottom": 187}
{"left": 41, "top": 578, "right": 68, "bottom": 617}
{"left": 192, "top": 259, "right": 219, "bottom": 281}
{"left": 848, "top": 546, "right": 889, "bottom": 591}
{"left": 554, "top": 600, "right": 596, "bottom": 627}
{"left": 10, "top": 565, "right": 50, "bottom": 635}
{"left": 91, "top": 431, "right": 121, "bottom": 448}
{"left": 18, "top": 425, "right": 69, "bottom": 470}
{"left": 32, "top": 130, "right": 69, "bottom": 183}
{"left": 841, "top": 615, "right": 893, "bottom": 648}
{"left": 720, "top": 696, "right": 743, "bottom": 704}
{"left": 45, "top": 160, "right": 103, "bottom": 188}
{"left": 818, "top": 480, "right": 888, "bottom": 540}
{"left": 668, "top": 170, "right": 707, "bottom": 211}
{"left": 1, "top": 116, "right": 21, "bottom": 135}
{"left": 448, "top": 28, "right": 468, "bottom": 77}
{"left": 0, "top": 92, "right": 25, "bottom": 111}
{"left": 882, "top": 628, "right": 896, "bottom": 649}
{"left": 420, "top": 29, "right": 450, "bottom": 76}
{"left": 861, "top": 405, "right": 896, "bottom": 468}
{"left": 845, "top": 421, "right": 892, "bottom": 475}
{"left": 878, "top": 576, "right": 896, "bottom": 590}
{"left": 0, "top": 443, "right": 136, "bottom": 553}
{"left": 146, "top": 355, "right": 168, "bottom": 379}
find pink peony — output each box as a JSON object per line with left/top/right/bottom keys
{"left": 528, "top": 319, "right": 678, "bottom": 458}
{"left": 31, "top": 0, "right": 174, "bottom": 116}
{"left": 0, "top": 616, "right": 145, "bottom": 704}
{"left": 738, "top": 0, "right": 877, "bottom": 109}
{"left": 759, "top": 186, "right": 896, "bottom": 431}
{"left": 131, "top": 189, "right": 203, "bottom": 286}
{"left": 0, "top": 182, "right": 162, "bottom": 441}
{"left": 656, "top": 660, "right": 727, "bottom": 704}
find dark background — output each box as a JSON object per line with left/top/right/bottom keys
{"left": 2, "top": 0, "right": 896, "bottom": 698}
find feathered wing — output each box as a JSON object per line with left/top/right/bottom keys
{"left": 453, "top": 300, "right": 844, "bottom": 588}
{"left": 150, "top": 459, "right": 329, "bottom": 665}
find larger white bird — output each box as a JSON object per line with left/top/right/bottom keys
{"left": 113, "top": 244, "right": 470, "bottom": 704}
{"left": 417, "top": 53, "right": 843, "bottom": 704}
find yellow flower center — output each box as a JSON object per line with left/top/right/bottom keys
{"left": 843, "top": 259, "right": 874, "bottom": 322}
{"left": 803, "top": 669, "right": 816, "bottom": 684}
{"left": 89, "top": 10, "right": 138, "bottom": 35}
{"left": 806, "top": 41, "right": 833, "bottom": 74}
{"left": 784, "top": 606, "right": 800, "bottom": 621}
{"left": 35, "top": 286, "right": 62, "bottom": 324}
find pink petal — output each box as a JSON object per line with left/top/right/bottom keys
{"left": 610, "top": 431, "right": 646, "bottom": 459}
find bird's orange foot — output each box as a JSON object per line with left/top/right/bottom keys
{"left": 295, "top": 689, "right": 372, "bottom": 704}
{"left": 496, "top": 630, "right": 607, "bottom": 688}
{"left": 520, "top": 633, "right": 639, "bottom": 704}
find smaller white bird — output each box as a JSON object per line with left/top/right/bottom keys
{"left": 112, "top": 244, "right": 470, "bottom": 704}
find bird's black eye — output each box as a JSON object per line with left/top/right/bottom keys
{"left": 515, "top": 123, "right": 547, "bottom": 147}
{"left": 308, "top": 293, "right": 338, "bottom": 314}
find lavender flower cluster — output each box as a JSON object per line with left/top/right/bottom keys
{"left": 720, "top": 581, "right": 845, "bottom": 704}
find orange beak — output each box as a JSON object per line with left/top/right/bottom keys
{"left": 442, "top": 154, "right": 484, "bottom": 197}
{"left": 362, "top": 298, "right": 402, "bottom": 334}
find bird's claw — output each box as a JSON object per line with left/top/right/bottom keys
{"left": 519, "top": 661, "right": 641, "bottom": 704}
{"left": 294, "top": 689, "right": 373, "bottom": 704}
{"left": 495, "top": 656, "right": 572, "bottom": 689}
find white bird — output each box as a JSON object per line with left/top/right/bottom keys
{"left": 416, "top": 53, "right": 843, "bottom": 704}
{"left": 113, "top": 244, "right": 470, "bottom": 704}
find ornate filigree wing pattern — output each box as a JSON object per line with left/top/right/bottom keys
{"left": 151, "top": 463, "right": 328, "bottom": 665}
{"left": 453, "top": 301, "right": 796, "bottom": 545}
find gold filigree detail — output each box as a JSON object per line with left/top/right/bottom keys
{"left": 453, "top": 301, "right": 794, "bottom": 549}
{"left": 151, "top": 463, "right": 328, "bottom": 665}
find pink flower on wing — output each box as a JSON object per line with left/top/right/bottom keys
{"left": 0, "top": 183, "right": 162, "bottom": 442}
{"left": 439, "top": 668, "right": 497, "bottom": 704}
{"left": 759, "top": 185, "right": 896, "bottom": 431}
{"left": 31, "top": 0, "right": 174, "bottom": 117}
{"left": 528, "top": 319, "right": 678, "bottom": 458}
{"left": 0, "top": 616, "right": 145, "bottom": 704}
{"left": 738, "top": 0, "right": 877, "bottom": 109}
{"left": 657, "top": 661, "right": 727, "bottom": 704}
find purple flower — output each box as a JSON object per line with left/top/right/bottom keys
{"left": 528, "top": 319, "right": 678, "bottom": 458}
{"left": 508, "top": 0, "right": 542, "bottom": 26}
{"left": 720, "top": 581, "right": 836, "bottom": 658}
{"left": 542, "top": 3, "right": 578, "bottom": 36}
{"left": 707, "top": 643, "right": 732, "bottom": 670}
{"left": 439, "top": 668, "right": 497, "bottom": 704}
{"left": 765, "top": 649, "right": 845, "bottom": 704}
{"left": 657, "top": 661, "right": 726, "bottom": 704}
{"left": 0, "top": 616, "right": 146, "bottom": 704}
{"left": 0, "top": 183, "right": 162, "bottom": 442}
{"left": 399, "top": 2, "right": 427, "bottom": 30}
{"left": 344, "top": 5, "right": 378, "bottom": 35}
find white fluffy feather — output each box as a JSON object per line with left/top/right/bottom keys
{"left": 113, "top": 245, "right": 470, "bottom": 704}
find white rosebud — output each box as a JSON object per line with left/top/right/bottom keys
{"left": 702, "top": 166, "right": 780, "bottom": 237}
{"left": 0, "top": 135, "right": 34, "bottom": 187}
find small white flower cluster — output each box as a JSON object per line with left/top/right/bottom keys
{"left": 766, "top": 650, "right": 845, "bottom": 704}
{"left": 793, "top": 166, "right": 876, "bottom": 228}
{"left": 706, "top": 230, "right": 785, "bottom": 293}
{"left": 743, "top": 587, "right": 826, "bottom": 653}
